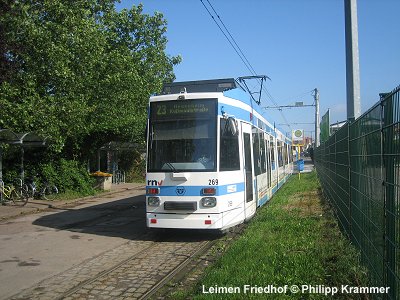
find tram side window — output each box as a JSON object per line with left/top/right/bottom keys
{"left": 266, "top": 138, "right": 271, "bottom": 187}
{"left": 287, "top": 144, "right": 291, "bottom": 163}
{"left": 252, "top": 128, "right": 267, "bottom": 175}
{"left": 290, "top": 146, "right": 294, "bottom": 162}
{"left": 252, "top": 127, "right": 261, "bottom": 176}
{"left": 220, "top": 119, "right": 240, "bottom": 171}
{"left": 260, "top": 133, "right": 266, "bottom": 173}
{"left": 278, "top": 141, "right": 283, "bottom": 167}
{"left": 270, "top": 138, "right": 275, "bottom": 170}
{"left": 283, "top": 143, "right": 288, "bottom": 166}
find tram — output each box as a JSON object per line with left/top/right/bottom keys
{"left": 145, "top": 78, "right": 293, "bottom": 230}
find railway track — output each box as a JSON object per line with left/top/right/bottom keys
{"left": 6, "top": 188, "right": 245, "bottom": 300}
{"left": 143, "top": 225, "right": 246, "bottom": 300}
{"left": 9, "top": 230, "right": 221, "bottom": 300}
{"left": 139, "top": 238, "right": 218, "bottom": 300}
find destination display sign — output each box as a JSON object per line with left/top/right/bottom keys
{"left": 151, "top": 99, "right": 216, "bottom": 121}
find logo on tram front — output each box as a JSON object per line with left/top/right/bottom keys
{"left": 176, "top": 186, "right": 186, "bottom": 196}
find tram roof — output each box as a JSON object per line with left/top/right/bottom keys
{"left": 161, "top": 78, "right": 237, "bottom": 94}
{"left": 157, "top": 79, "right": 292, "bottom": 143}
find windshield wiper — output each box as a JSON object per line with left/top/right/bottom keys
{"left": 166, "top": 162, "right": 178, "bottom": 172}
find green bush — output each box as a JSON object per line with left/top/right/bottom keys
{"left": 1, "top": 146, "right": 95, "bottom": 196}
{"left": 2, "top": 169, "right": 19, "bottom": 184}
{"left": 25, "top": 159, "right": 95, "bottom": 196}
{"left": 43, "top": 159, "right": 95, "bottom": 195}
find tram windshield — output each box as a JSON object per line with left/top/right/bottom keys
{"left": 147, "top": 99, "right": 217, "bottom": 172}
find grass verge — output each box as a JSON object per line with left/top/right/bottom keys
{"left": 172, "top": 171, "right": 368, "bottom": 299}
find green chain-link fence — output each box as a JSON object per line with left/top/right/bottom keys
{"left": 315, "top": 85, "right": 400, "bottom": 299}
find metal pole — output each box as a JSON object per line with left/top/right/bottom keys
{"left": 314, "top": 88, "right": 320, "bottom": 147}
{"left": 97, "top": 150, "right": 101, "bottom": 171}
{"left": 0, "top": 146, "right": 2, "bottom": 181}
{"left": 345, "top": 0, "right": 361, "bottom": 121}
{"left": 20, "top": 146, "right": 24, "bottom": 181}
{"left": 0, "top": 146, "right": 2, "bottom": 203}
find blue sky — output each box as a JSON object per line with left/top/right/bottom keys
{"left": 117, "top": 0, "right": 399, "bottom": 138}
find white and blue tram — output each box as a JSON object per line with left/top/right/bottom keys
{"left": 145, "top": 78, "right": 293, "bottom": 230}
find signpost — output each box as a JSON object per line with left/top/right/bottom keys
{"left": 292, "top": 129, "right": 304, "bottom": 179}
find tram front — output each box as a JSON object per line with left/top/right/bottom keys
{"left": 146, "top": 96, "right": 223, "bottom": 229}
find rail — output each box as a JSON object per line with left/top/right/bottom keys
{"left": 0, "top": 179, "right": 4, "bottom": 203}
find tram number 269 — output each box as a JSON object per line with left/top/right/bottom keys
{"left": 208, "top": 179, "right": 218, "bottom": 185}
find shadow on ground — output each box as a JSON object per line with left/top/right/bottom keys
{"left": 32, "top": 194, "right": 219, "bottom": 243}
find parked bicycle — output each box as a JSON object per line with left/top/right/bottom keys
{"left": 25, "top": 176, "right": 59, "bottom": 201}
{"left": 0, "top": 179, "right": 29, "bottom": 206}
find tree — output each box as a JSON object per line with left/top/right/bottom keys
{"left": 0, "top": 0, "right": 180, "bottom": 159}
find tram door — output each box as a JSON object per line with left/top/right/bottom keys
{"left": 242, "top": 123, "right": 256, "bottom": 220}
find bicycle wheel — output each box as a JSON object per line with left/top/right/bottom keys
{"left": 26, "top": 183, "right": 35, "bottom": 199}
{"left": 1, "top": 185, "right": 13, "bottom": 205}
{"left": 0, "top": 190, "right": 7, "bottom": 205}
{"left": 11, "top": 187, "right": 29, "bottom": 206}
{"left": 43, "top": 185, "right": 58, "bottom": 201}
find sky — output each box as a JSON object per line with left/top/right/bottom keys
{"left": 117, "top": 0, "right": 400, "bottom": 139}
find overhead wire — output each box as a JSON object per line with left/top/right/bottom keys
{"left": 205, "top": 0, "right": 257, "bottom": 76}
{"left": 278, "top": 89, "right": 315, "bottom": 104}
{"left": 270, "top": 88, "right": 316, "bottom": 121}
{"left": 199, "top": 0, "right": 254, "bottom": 76}
{"left": 199, "top": 0, "right": 291, "bottom": 128}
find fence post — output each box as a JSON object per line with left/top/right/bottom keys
{"left": 0, "top": 146, "right": 2, "bottom": 182}
{"left": 382, "top": 92, "right": 396, "bottom": 298}
{"left": 347, "top": 123, "right": 352, "bottom": 240}
{"left": 347, "top": 121, "right": 353, "bottom": 244}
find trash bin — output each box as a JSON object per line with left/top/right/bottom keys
{"left": 297, "top": 159, "right": 304, "bottom": 172}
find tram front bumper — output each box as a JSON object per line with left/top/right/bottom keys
{"left": 146, "top": 212, "right": 223, "bottom": 229}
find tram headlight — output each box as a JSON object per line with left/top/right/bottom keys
{"left": 201, "top": 197, "right": 217, "bottom": 208}
{"left": 147, "top": 196, "right": 160, "bottom": 207}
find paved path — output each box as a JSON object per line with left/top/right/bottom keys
{"left": 0, "top": 183, "right": 143, "bottom": 221}
{"left": 293, "top": 157, "right": 315, "bottom": 174}
{"left": 0, "top": 183, "right": 216, "bottom": 300}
